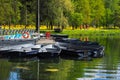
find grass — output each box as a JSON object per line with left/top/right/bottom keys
{"left": 62, "top": 29, "right": 120, "bottom": 38}
{"left": 39, "top": 29, "right": 120, "bottom": 39}
{"left": 62, "top": 29, "right": 119, "bottom": 35}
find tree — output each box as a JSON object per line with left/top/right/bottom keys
{"left": 39, "top": 0, "right": 73, "bottom": 30}
{"left": 11, "top": 0, "right": 21, "bottom": 25}
{"left": 19, "top": 0, "right": 36, "bottom": 26}
{"left": 113, "top": 1, "right": 120, "bottom": 28}
{"left": 73, "top": 0, "right": 91, "bottom": 25}
{"left": 104, "top": 0, "right": 120, "bottom": 28}
{"left": 0, "top": 0, "right": 120, "bottom": 29}
{"left": 0, "top": 0, "right": 13, "bottom": 25}
{"left": 0, "top": 0, "right": 21, "bottom": 27}
{"left": 90, "top": 0, "right": 105, "bottom": 27}
{"left": 69, "top": 12, "right": 83, "bottom": 29}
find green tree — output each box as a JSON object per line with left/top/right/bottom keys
{"left": 73, "top": 0, "right": 91, "bottom": 26}
{"left": 19, "top": 0, "right": 36, "bottom": 26}
{"left": 90, "top": 0, "right": 105, "bottom": 27}
{"left": 39, "top": 0, "right": 73, "bottom": 30}
{"left": 112, "top": 0, "right": 120, "bottom": 28}
{"left": 0, "top": 0, "right": 21, "bottom": 27}
{"left": 113, "top": 9, "right": 120, "bottom": 27}
{"left": 69, "top": 12, "right": 83, "bottom": 29}
{"left": 104, "top": 0, "right": 120, "bottom": 28}
{"left": 11, "top": 0, "right": 21, "bottom": 25}
{"left": 0, "top": 0, "right": 13, "bottom": 25}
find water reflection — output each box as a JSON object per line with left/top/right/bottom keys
{"left": 0, "top": 37, "right": 120, "bottom": 80}
{"left": 9, "top": 57, "right": 60, "bottom": 80}
{"left": 9, "top": 72, "right": 20, "bottom": 80}
{"left": 75, "top": 37, "right": 120, "bottom": 80}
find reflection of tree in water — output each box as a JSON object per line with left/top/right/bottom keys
{"left": 103, "top": 37, "right": 120, "bottom": 69}
{"left": 7, "top": 57, "right": 60, "bottom": 80}
{"left": 8, "top": 71, "right": 20, "bottom": 80}
{"left": 14, "top": 57, "right": 75, "bottom": 80}
{"left": 0, "top": 59, "right": 12, "bottom": 80}
{"left": 36, "top": 58, "right": 61, "bottom": 80}
{"left": 7, "top": 58, "right": 32, "bottom": 80}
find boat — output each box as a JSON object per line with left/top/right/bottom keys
{"left": 0, "top": 32, "right": 40, "bottom": 46}
{"left": 31, "top": 44, "right": 43, "bottom": 50}
{"left": 0, "top": 43, "right": 61, "bottom": 58}
{"left": 6, "top": 47, "right": 38, "bottom": 57}
{"left": 0, "top": 49, "right": 11, "bottom": 58}
{"left": 37, "top": 44, "right": 61, "bottom": 58}
{"left": 55, "top": 38, "right": 104, "bottom": 58}
{"left": 0, "top": 32, "right": 40, "bottom": 55}
{"left": 51, "top": 34, "right": 68, "bottom": 40}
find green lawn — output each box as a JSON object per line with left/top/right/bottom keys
{"left": 41, "top": 29, "right": 120, "bottom": 35}
{"left": 43, "top": 29, "right": 119, "bottom": 38}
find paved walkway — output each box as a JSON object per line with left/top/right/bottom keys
{"left": 36, "top": 38, "right": 55, "bottom": 44}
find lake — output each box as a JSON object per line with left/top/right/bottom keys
{"left": 0, "top": 36, "right": 120, "bottom": 80}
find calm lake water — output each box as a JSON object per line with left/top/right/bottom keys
{"left": 0, "top": 37, "right": 120, "bottom": 80}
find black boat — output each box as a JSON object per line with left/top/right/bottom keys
{"left": 55, "top": 38, "right": 104, "bottom": 58}
{"left": 37, "top": 44, "right": 61, "bottom": 58}
{"left": 4, "top": 47, "right": 38, "bottom": 58}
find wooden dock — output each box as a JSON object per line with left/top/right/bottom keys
{"left": 36, "top": 39, "right": 55, "bottom": 44}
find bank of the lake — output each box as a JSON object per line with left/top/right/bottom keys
{"left": 42, "top": 29, "right": 120, "bottom": 38}
{"left": 61, "top": 29, "right": 120, "bottom": 38}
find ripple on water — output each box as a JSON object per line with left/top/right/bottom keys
{"left": 79, "top": 62, "right": 120, "bottom": 80}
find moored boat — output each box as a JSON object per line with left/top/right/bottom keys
{"left": 37, "top": 44, "right": 61, "bottom": 58}
{"left": 6, "top": 47, "right": 38, "bottom": 57}
{"left": 0, "top": 31, "right": 40, "bottom": 46}
{"left": 0, "top": 32, "right": 40, "bottom": 56}
{"left": 55, "top": 38, "right": 104, "bottom": 58}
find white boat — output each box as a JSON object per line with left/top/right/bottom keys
{"left": 0, "top": 32, "right": 40, "bottom": 55}
{"left": 0, "top": 32, "right": 40, "bottom": 47}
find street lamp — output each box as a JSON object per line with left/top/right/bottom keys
{"left": 36, "top": 0, "right": 40, "bottom": 33}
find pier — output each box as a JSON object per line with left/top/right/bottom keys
{"left": 36, "top": 38, "right": 55, "bottom": 44}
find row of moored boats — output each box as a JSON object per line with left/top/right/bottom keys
{"left": 0, "top": 38, "right": 105, "bottom": 59}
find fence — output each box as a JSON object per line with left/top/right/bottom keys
{"left": 0, "top": 29, "right": 35, "bottom": 36}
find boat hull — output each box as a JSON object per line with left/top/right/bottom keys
{"left": 1, "top": 49, "right": 38, "bottom": 58}
{"left": 37, "top": 52, "right": 59, "bottom": 58}
{"left": 60, "top": 46, "right": 104, "bottom": 58}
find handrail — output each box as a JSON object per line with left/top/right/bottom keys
{"left": 0, "top": 29, "right": 35, "bottom": 35}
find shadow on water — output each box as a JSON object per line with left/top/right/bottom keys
{"left": 60, "top": 55, "right": 93, "bottom": 61}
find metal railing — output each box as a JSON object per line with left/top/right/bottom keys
{"left": 0, "top": 29, "right": 35, "bottom": 36}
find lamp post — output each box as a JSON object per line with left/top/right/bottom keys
{"left": 36, "top": 0, "right": 40, "bottom": 33}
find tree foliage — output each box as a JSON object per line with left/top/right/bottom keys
{"left": 0, "top": 0, "right": 120, "bottom": 28}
